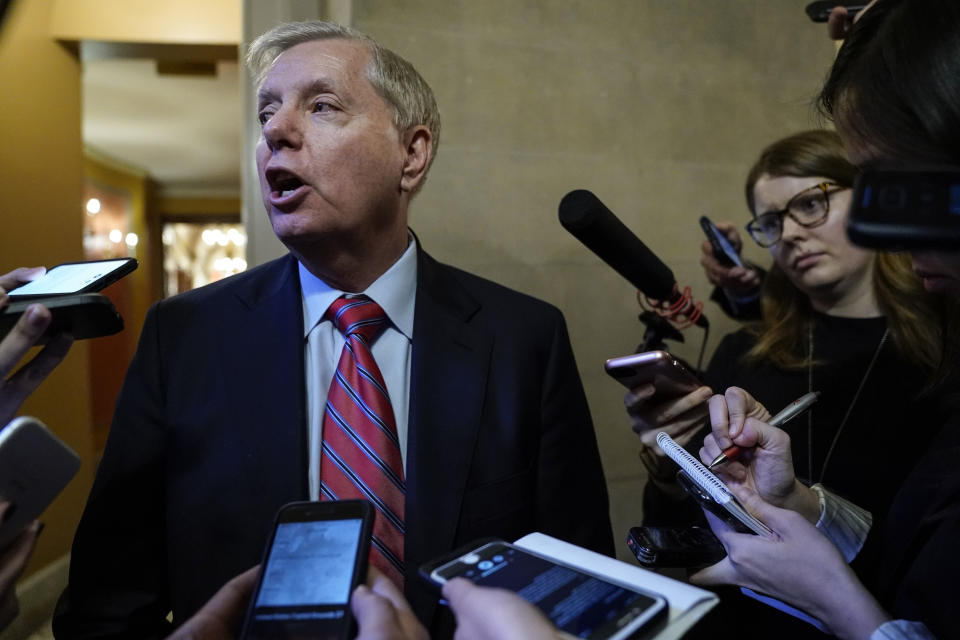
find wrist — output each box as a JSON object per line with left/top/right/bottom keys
{"left": 810, "top": 573, "right": 890, "bottom": 640}
{"left": 781, "top": 480, "right": 822, "bottom": 524}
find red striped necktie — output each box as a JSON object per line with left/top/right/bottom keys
{"left": 320, "top": 295, "right": 406, "bottom": 586}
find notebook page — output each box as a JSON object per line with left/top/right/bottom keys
{"left": 655, "top": 432, "right": 731, "bottom": 503}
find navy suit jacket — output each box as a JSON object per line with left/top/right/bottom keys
{"left": 54, "top": 245, "right": 614, "bottom": 638}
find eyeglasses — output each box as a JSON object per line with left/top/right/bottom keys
{"left": 745, "top": 182, "right": 845, "bottom": 248}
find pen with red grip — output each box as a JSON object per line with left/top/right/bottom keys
{"left": 706, "top": 391, "right": 820, "bottom": 470}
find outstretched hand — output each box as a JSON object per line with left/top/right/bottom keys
{"left": 626, "top": 384, "right": 713, "bottom": 452}
{"left": 0, "top": 267, "right": 73, "bottom": 427}
{"left": 0, "top": 504, "right": 42, "bottom": 633}
{"left": 699, "top": 222, "right": 760, "bottom": 297}
{"left": 691, "top": 500, "right": 889, "bottom": 639}
{"left": 353, "top": 567, "right": 428, "bottom": 640}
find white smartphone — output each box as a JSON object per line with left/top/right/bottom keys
{"left": 421, "top": 539, "right": 668, "bottom": 640}
{"left": 0, "top": 416, "right": 81, "bottom": 548}
{"left": 8, "top": 258, "right": 137, "bottom": 299}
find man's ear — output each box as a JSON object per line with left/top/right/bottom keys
{"left": 400, "top": 125, "right": 432, "bottom": 193}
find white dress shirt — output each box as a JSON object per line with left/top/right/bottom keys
{"left": 300, "top": 238, "right": 418, "bottom": 501}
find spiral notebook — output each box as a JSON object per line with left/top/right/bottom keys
{"left": 655, "top": 432, "right": 774, "bottom": 538}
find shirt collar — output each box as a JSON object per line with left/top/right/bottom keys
{"left": 300, "top": 234, "right": 418, "bottom": 340}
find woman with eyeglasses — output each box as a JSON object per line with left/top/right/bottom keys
{"left": 689, "top": 1, "right": 960, "bottom": 636}
{"left": 632, "top": 127, "right": 947, "bottom": 552}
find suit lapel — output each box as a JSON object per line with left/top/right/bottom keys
{"left": 228, "top": 254, "right": 309, "bottom": 500}
{"left": 404, "top": 247, "right": 492, "bottom": 587}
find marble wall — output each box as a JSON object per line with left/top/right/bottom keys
{"left": 346, "top": 0, "right": 838, "bottom": 560}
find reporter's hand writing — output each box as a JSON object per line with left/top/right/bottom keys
{"left": 0, "top": 267, "right": 73, "bottom": 427}
{"left": 701, "top": 387, "right": 819, "bottom": 522}
{"left": 443, "top": 578, "right": 562, "bottom": 640}
{"left": 625, "top": 384, "right": 713, "bottom": 453}
{"left": 699, "top": 222, "right": 760, "bottom": 297}
{"left": 691, "top": 501, "right": 890, "bottom": 640}
{"left": 353, "top": 567, "right": 428, "bottom": 640}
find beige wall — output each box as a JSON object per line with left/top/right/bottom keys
{"left": 50, "top": 0, "right": 240, "bottom": 44}
{"left": 345, "top": 0, "right": 838, "bottom": 560}
{"left": 0, "top": 0, "right": 95, "bottom": 576}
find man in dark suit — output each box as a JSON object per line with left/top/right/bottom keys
{"left": 54, "top": 20, "right": 613, "bottom": 638}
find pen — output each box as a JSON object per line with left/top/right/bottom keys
{"left": 706, "top": 391, "right": 820, "bottom": 470}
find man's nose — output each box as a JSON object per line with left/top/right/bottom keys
{"left": 262, "top": 106, "right": 302, "bottom": 151}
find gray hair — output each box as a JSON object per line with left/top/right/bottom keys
{"left": 246, "top": 20, "right": 441, "bottom": 189}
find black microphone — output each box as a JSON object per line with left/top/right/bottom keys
{"left": 558, "top": 189, "right": 708, "bottom": 329}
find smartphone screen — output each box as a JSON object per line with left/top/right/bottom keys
{"left": 10, "top": 258, "right": 136, "bottom": 298}
{"left": 242, "top": 501, "right": 372, "bottom": 640}
{"left": 430, "top": 542, "right": 666, "bottom": 640}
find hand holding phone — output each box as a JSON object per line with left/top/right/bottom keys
{"left": 698, "top": 218, "right": 762, "bottom": 300}
{"left": 421, "top": 539, "right": 667, "bottom": 640}
{"left": 699, "top": 216, "right": 744, "bottom": 269}
{"left": 0, "top": 417, "right": 81, "bottom": 549}
{"left": 804, "top": 1, "right": 866, "bottom": 23}
{"left": 609, "top": 351, "right": 710, "bottom": 449}
{"left": 239, "top": 500, "right": 374, "bottom": 640}
{"left": 0, "top": 259, "right": 135, "bottom": 344}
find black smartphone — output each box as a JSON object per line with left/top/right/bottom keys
{"left": 420, "top": 539, "right": 668, "bottom": 640}
{"left": 675, "top": 470, "right": 758, "bottom": 535}
{"left": 699, "top": 216, "right": 744, "bottom": 268}
{"left": 239, "top": 500, "right": 374, "bottom": 640}
{"left": 604, "top": 350, "right": 702, "bottom": 398}
{"left": 847, "top": 167, "right": 960, "bottom": 250}
{"left": 626, "top": 525, "right": 726, "bottom": 569}
{"left": 7, "top": 258, "right": 137, "bottom": 299}
{"left": 804, "top": 1, "right": 867, "bottom": 22}
{"left": 0, "top": 293, "right": 123, "bottom": 343}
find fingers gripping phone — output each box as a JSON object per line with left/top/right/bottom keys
{"left": 699, "top": 216, "right": 744, "bottom": 268}
{"left": 239, "top": 500, "right": 374, "bottom": 640}
{"left": 804, "top": 1, "right": 866, "bottom": 22}
{"left": 1, "top": 258, "right": 136, "bottom": 343}
{"left": 0, "top": 416, "right": 81, "bottom": 548}
{"left": 605, "top": 350, "right": 702, "bottom": 399}
{"left": 420, "top": 539, "right": 668, "bottom": 640}
{"left": 0, "top": 294, "right": 123, "bottom": 343}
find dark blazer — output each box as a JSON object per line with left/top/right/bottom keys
{"left": 54, "top": 246, "right": 614, "bottom": 638}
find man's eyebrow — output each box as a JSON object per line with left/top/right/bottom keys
{"left": 257, "top": 79, "right": 340, "bottom": 106}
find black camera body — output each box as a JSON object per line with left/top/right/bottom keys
{"left": 847, "top": 168, "right": 960, "bottom": 250}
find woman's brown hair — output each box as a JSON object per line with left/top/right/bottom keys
{"left": 742, "top": 130, "right": 944, "bottom": 374}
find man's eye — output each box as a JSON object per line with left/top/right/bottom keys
{"left": 314, "top": 101, "right": 333, "bottom": 113}
{"left": 258, "top": 111, "right": 273, "bottom": 126}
